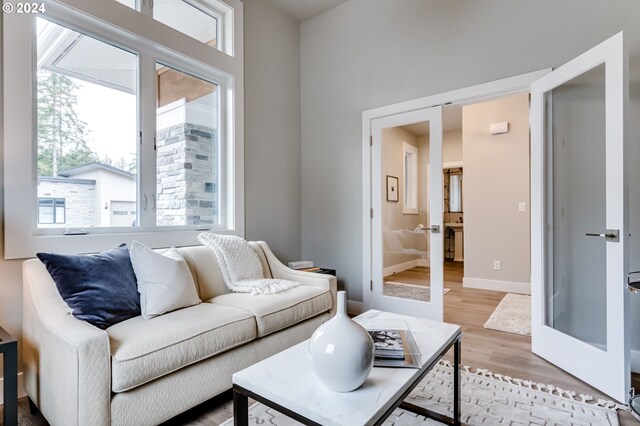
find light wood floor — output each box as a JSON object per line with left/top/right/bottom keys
{"left": 386, "top": 262, "right": 639, "bottom": 425}
{"left": 7, "top": 263, "right": 638, "bottom": 424}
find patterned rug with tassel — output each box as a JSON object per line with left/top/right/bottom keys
{"left": 221, "top": 361, "right": 625, "bottom": 426}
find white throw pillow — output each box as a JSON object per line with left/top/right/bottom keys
{"left": 130, "top": 241, "right": 201, "bottom": 319}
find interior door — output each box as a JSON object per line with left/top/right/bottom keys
{"left": 530, "top": 32, "right": 629, "bottom": 402}
{"left": 371, "top": 106, "right": 444, "bottom": 320}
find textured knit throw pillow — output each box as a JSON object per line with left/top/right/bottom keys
{"left": 37, "top": 243, "right": 141, "bottom": 329}
{"left": 129, "top": 241, "right": 201, "bottom": 319}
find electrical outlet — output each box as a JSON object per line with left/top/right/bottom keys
{"left": 493, "top": 260, "right": 501, "bottom": 271}
{"left": 518, "top": 202, "right": 526, "bottom": 212}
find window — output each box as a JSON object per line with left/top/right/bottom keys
{"left": 36, "top": 18, "right": 138, "bottom": 229}
{"left": 3, "top": 0, "right": 243, "bottom": 258}
{"left": 154, "top": 0, "right": 219, "bottom": 47}
{"left": 117, "top": 0, "right": 232, "bottom": 54}
{"left": 115, "top": 0, "right": 136, "bottom": 9}
{"left": 403, "top": 142, "right": 419, "bottom": 214}
{"left": 156, "top": 63, "right": 219, "bottom": 227}
{"left": 38, "top": 198, "right": 66, "bottom": 225}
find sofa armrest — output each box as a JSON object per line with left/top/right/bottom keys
{"left": 254, "top": 242, "right": 338, "bottom": 316}
{"left": 22, "top": 259, "right": 111, "bottom": 426}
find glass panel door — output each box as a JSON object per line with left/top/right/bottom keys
{"left": 545, "top": 64, "right": 607, "bottom": 349}
{"left": 371, "top": 106, "right": 444, "bottom": 321}
{"left": 531, "top": 33, "right": 629, "bottom": 402}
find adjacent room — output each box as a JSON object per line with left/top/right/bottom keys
{"left": 380, "top": 95, "right": 531, "bottom": 326}
{"left": 1, "top": 1, "right": 640, "bottom": 425}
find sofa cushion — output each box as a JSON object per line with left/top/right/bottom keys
{"left": 107, "top": 303, "right": 256, "bottom": 392}
{"left": 209, "top": 286, "right": 332, "bottom": 337}
{"left": 130, "top": 242, "right": 201, "bottom": 319}
{"left": 36, "top": 243, "right": 141, "bottom": 329}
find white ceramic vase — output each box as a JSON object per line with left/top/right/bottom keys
{"left": 308, "top": 290, "right": 374, "bottom": 392}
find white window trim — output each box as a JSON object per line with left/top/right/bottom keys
{"left": 402, "top": 142, "right": 419, "bottom": 215}
{"left": 3, "top": 0, "right": 244, "bottom": 259}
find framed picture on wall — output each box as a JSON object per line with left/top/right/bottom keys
{"left": 386, "top": 175, "right": 399, "bottom": 202}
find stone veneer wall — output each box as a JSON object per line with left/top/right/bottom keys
{"left": 156, "top": 123, "right": 217, "bottom": 226}
{"left": 37, "top": 178, "right": 96, "bottom": 228}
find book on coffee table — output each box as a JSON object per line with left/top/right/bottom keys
{"left": 359, "top": 320, "right": 422, "bottom": 368}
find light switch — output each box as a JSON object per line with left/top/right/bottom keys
{"left": 518, "top": 202, "right": 526, "bottom": 212}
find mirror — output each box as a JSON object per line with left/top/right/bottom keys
{"left": 449, "top": 174, "right": 463, "bottom": 212}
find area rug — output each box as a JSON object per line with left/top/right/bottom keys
{"left": 383, "top": 281, "right": 451, "bottom": 302}
{"left": 220, "top": 361, "right": 623, "bottom": 425}
{"left": 483, "top": 293, "right": 531, "bottom": 336}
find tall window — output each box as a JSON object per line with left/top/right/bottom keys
{"left": 36, "top": 18, "right": 138, "bottom": 229}
{"left": 155, "top": 63, "right": 219, "bottom": 227}
{"left": 3, "top": 0, "right": 243, "bottom": 258}
{"left": 403, "top": 142, "right": 419, "bottom": 214}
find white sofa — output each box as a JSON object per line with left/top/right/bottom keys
{"left": 22, "top": 241, "right": 337, "bottom": 426}
{"left": 383, "top": 227, "right": 429, "bottom": 269}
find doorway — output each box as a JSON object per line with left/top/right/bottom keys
{"left": 362, "top": 70, "right": 547, "bottom": 316}
{"left": 363, "top": 33, "right": 632, "bottom": 402}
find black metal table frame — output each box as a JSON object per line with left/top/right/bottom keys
{"left": 233, "top": 332, "right": 461, "bottom": 426}
{"left": 0, "top": 326, "right": 18, "bottom": 426}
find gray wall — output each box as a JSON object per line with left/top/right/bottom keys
{"left": 244, "top": 0, "right": 301, "bottom": 262}
{"left": 299, "top": 0, "right": 640, "bottom": 354}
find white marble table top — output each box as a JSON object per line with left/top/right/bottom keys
{"left": 232, "top": 310, "right": 461, "bottom": 426}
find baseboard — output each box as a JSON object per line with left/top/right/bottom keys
{"left": 463, "top": 277, "right": 531, "bottom": 295}
{"left": 0, "top": 372, "right": 27, "bottom": 405}
{"left": 383, "top": 259, "right": 420, "bottom": 277}
{"left": 347, "top": 300, "right": 365, "bottom": 315}
{"left": 632, "top": 349, "right": 640, "bottom": 374}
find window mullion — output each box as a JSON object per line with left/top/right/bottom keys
{"left": 139, "top": 52, "right": 158, "bottom": 230}
{"left": 140, "top": 0, "right": 154, "bottom": 17}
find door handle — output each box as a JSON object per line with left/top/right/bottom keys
{"left": 585, "top": 229, "right": 619, "bottom": 242}
{"left": 421, "top": 225, "right": 440, "bottom": 233}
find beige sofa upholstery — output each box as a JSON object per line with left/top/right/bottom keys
{"left": 22, "top": 241, "right": 337, "bottom": 426}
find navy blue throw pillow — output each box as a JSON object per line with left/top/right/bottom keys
{"left": 37, "top": 244, "right": 141, "bottom": 329}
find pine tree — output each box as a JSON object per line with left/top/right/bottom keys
{"left": 37, "top": 70, "right": 97, "bottom": 176}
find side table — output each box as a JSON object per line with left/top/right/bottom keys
{"left": 0, "top": 326, "right": 17, "bottom": 426}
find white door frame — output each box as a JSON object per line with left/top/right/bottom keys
{"left": 361, "top": 69, "right": 551, "bottom": 313}
{"left": 530, "top": 32, "right": 629, "bottom": 402}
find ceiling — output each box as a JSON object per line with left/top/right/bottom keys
{"left": 401, "top": 107, "right": 463, "bottom": 136}
{"left": 268, "top": 0, "right": 349, "bottom": 22}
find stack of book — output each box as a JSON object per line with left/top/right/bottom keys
{"left": 288, "top": 260, "right": 314, "bottom": 270}
{"left": 367, "top": 328, "right": 420, "bottom": 368}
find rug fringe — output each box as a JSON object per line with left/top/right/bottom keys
{"left": 439, "top": 360, "right": 627, "bottom": 411}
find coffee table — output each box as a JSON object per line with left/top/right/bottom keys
{"left": 233, "top": 310, "right": 462, "bottom": 426}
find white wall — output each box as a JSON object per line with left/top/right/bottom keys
{"left": 0, "top": 9, "right": 24, "bottom": 377}
{"left": 444, "top": 130, "right": 462, "bottom": 164}
{"left": 462, "top": 93, "right": 530, "bottom": 288}
{"left": 244, "top": 0, "right": 302, "bottom": 262}
{"left": 300, "top": 0, "right": 640, "bottom": 353}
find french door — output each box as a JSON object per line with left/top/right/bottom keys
{"left": 530, "top": 32, "right": 629, "bottom": 402}
{"left": 370, "top": 106, "right": 444, "bottom": 320}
